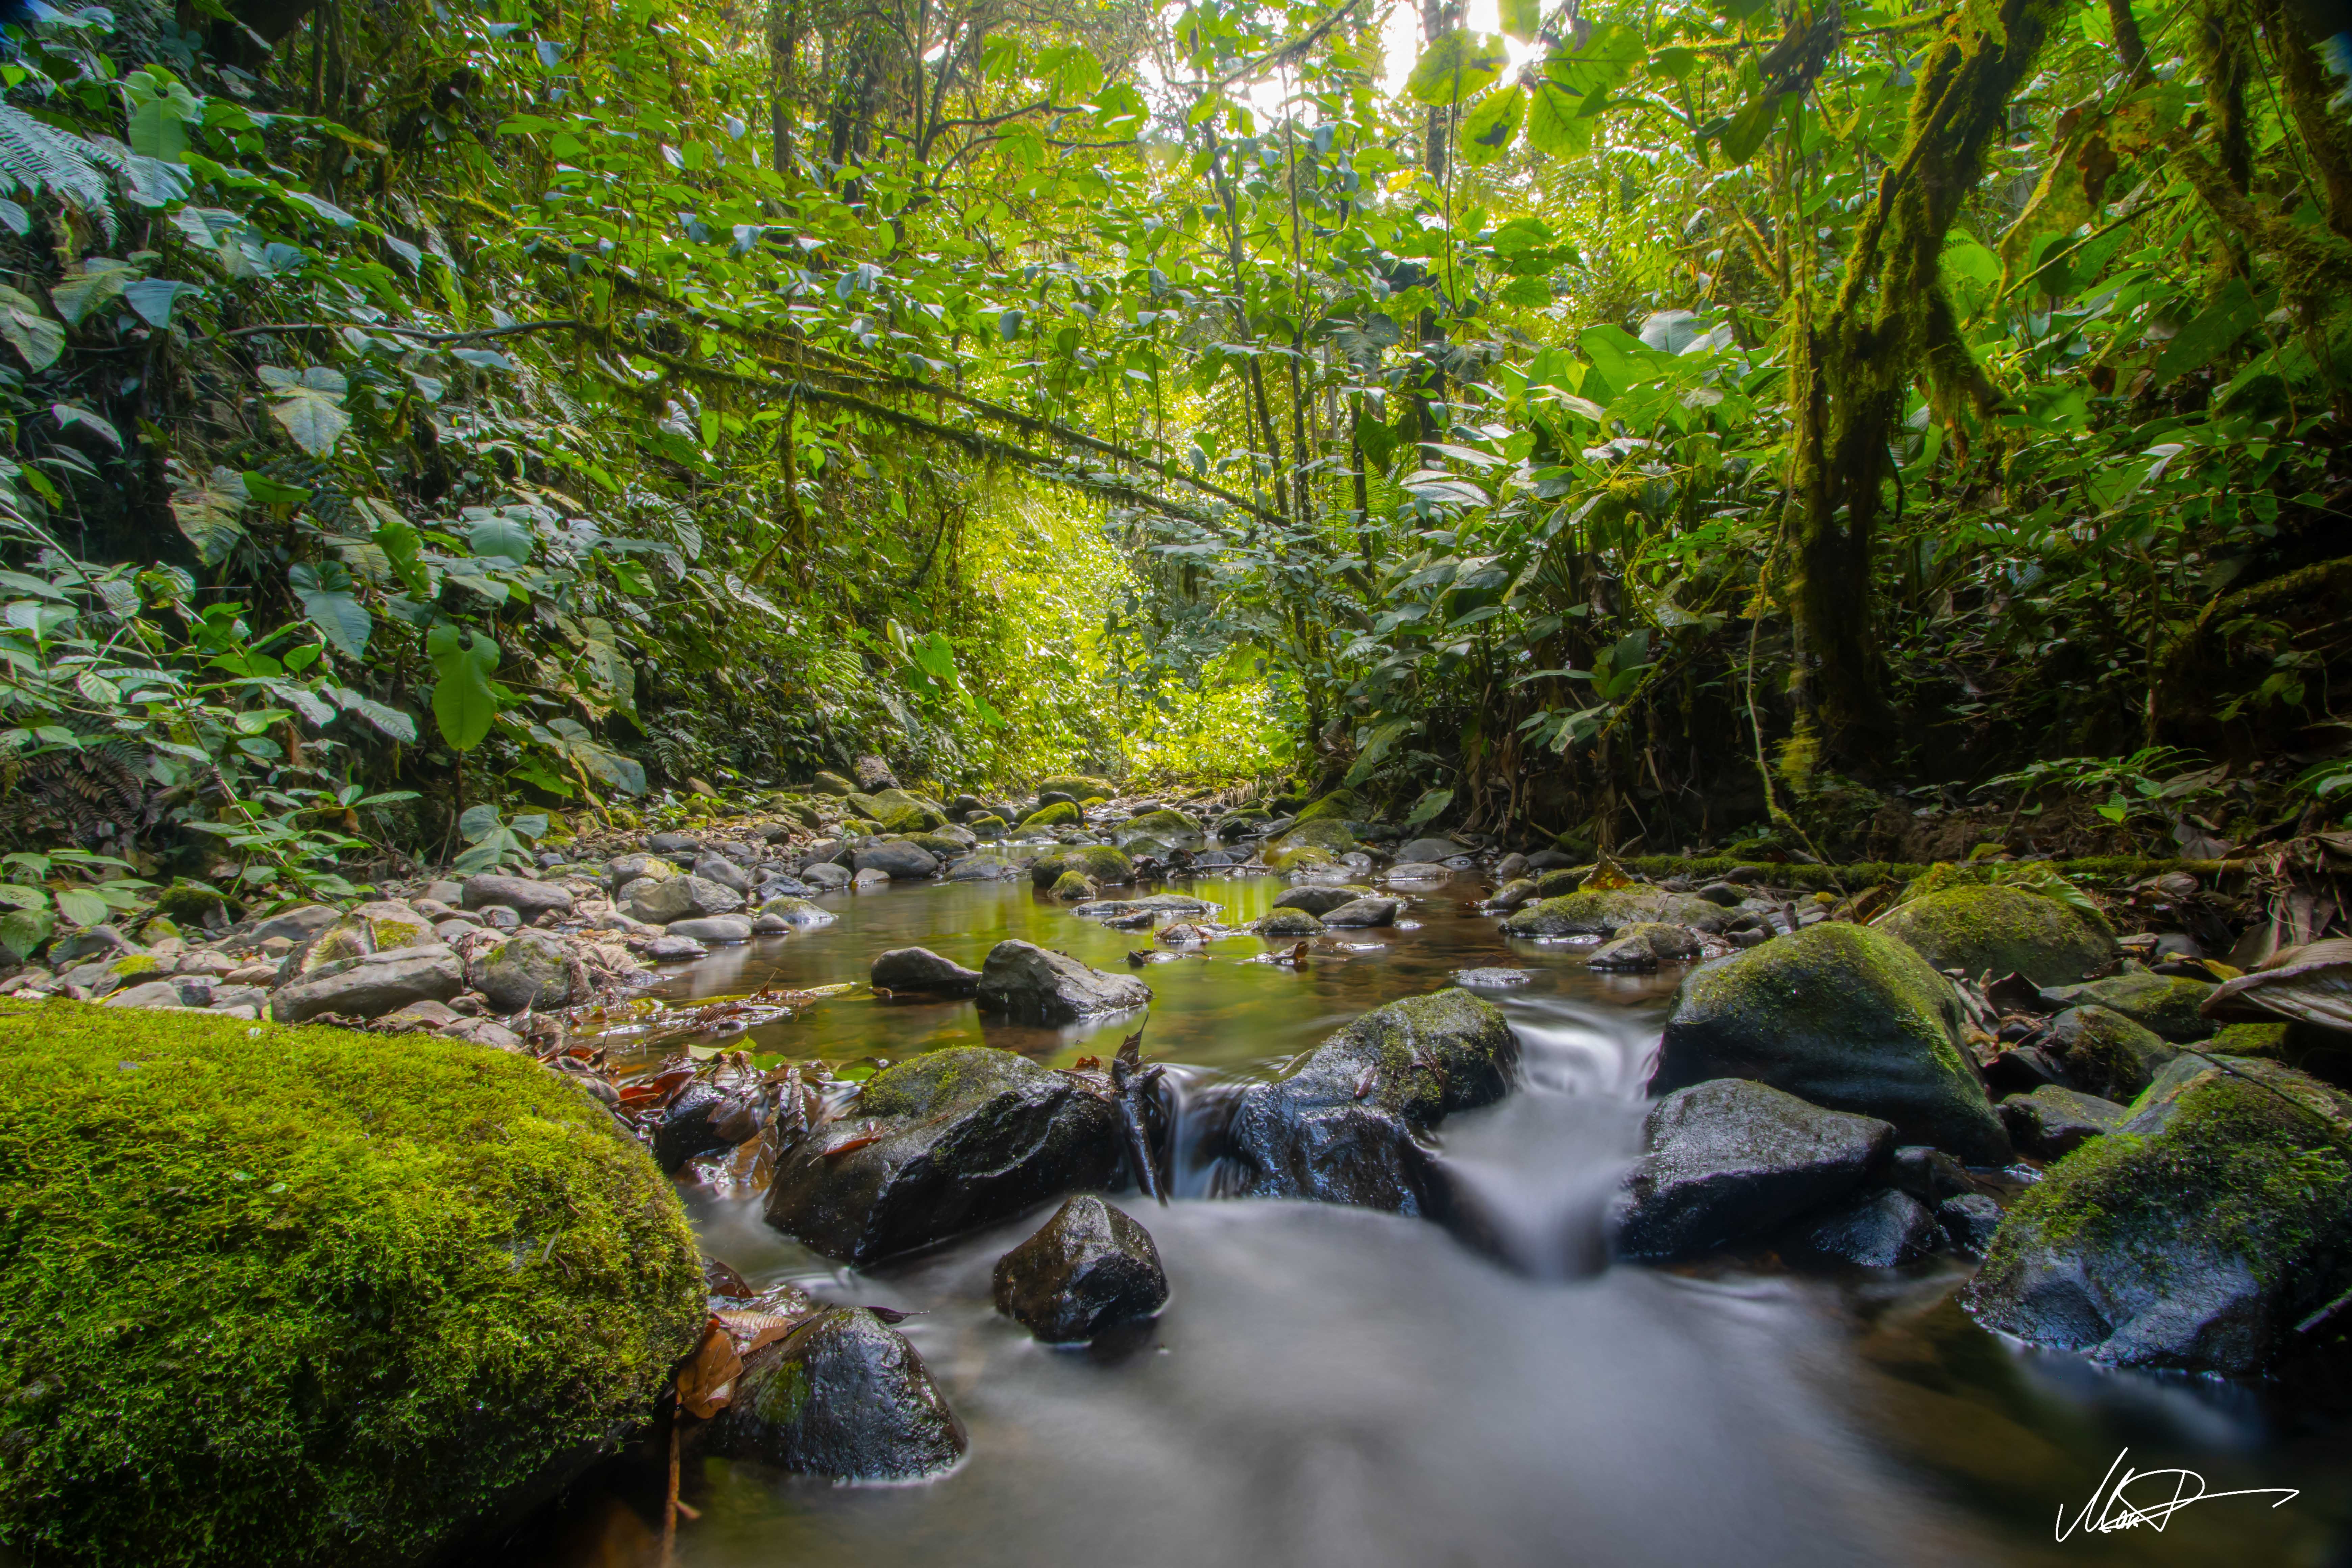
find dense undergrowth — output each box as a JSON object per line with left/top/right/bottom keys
{"left": 0, "top": 0, "right": 2346, "bottom": 950}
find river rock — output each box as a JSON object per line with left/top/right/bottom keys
{"left": 1876, "top": 882, "right": 2117, "bottom": 988}
{"left": 1381, "top": 861, "right": 1454, "bottom": 884}
{"left": 1801, "top": 1188, "right": 1937, "bottom": 1267}
{"left": 1396, "top": 836, "right": 1462, "bottom": 864}
{"left": 690, "top": 855, "right": 750, "bottom": 895}
{"left": 626, "top": 874, "right": 743, "bottom": 924}
{"left": 1222, "top": 988, "right": 1517, "bottom": 1214}
{"left": 604, "top": 852, "right": 677, "bottom": 892}
{"left": 1612, "top": 1079, "right": 1894, "bottom": 1260}
{"left": 669, "top": 915, "right": 753, "bottom": 944}
{"left": 871, "top": 947, "right": 983, "bottom": 997}
{"left": 758, "top": 895, "right": 837, "bottom": 928}
{"left": 974, "top": 940, "right": 1151, "bottom": 1024}
{"left": 1888, "top": 1145, "right": 1972, "bottom": 1205}
{"left": 271, "top": 945, "right": 466, "bottom": 1023}
{"left": 652, "top": 1081, "right": 762, "bottom": 1172}
{"left": 1940, "top": 1193, "right": 2003, "bottom": 1255}
{"left": 104, "top": 976, "right": 218, "bottom": 1009}
{"left": 466, "top": 931, "right": 585, "bottom": 1014}
{"left": 2038, "top": 1004, "right": 2180, "bottom": 1101}
{"left": 1111, "top": 807, "right": 1204, "bottom": 851}
{"left": 800, "top": 862, "right": 852, "bottom": 890}
{"left": 991, "top": 1195, "right": 1170, "bottom": 1343}
{"left": 1502, "top": 888, "right": 1725, "bottom": 938}
{"left": 852, "top": 840, "right": 941, "bottom": 881}
{"left": 1030, "top": 845, "right": 1135, "bottom": 887}
{"left": 647, "top": 831, "right": 702, "bottom": 855}
{"left": 1586, "top": 922, "right": 1702, "bottom": 971}
{"left": 2039, "top": 968, "right": 2216, "bottom": 1041}
{"left": 1255, "top": 909, "right": 1324, "bottom": 937}
{"left": 763, "top": 1047, "right": 1122, "bottom": 1263}
{"left": 1967, "top": 1059, "right": 2352, "bottom": 1373}
{"left": 701, "top": 1307, "right": 963, "bottom": 1480}
{"left": 459, "top": 874, "right": 574, "bottom": 920}
{"left": 1484, "top": 877, "right": 1540, "bottom": 912}
{"left": 1652, "top": 923, "right": 2010, "bottom": 1163}
{"left": 1271, "top": 884, "right": 1374, "bottom": 916}
{"left": 2000, "top": 1085, "right": 2130, "bottom": 1161}
{"left": 249, "top": 904, "right": 339, "bottom": 944}
{"left": 1322, "top": 895, "right": 1401, "bottom": 928}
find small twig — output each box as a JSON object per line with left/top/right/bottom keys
{"left": 660, "top": 1414, "right": 681, "bottom": 1566}
{"left": 212, "top": 318, "right": 585, "bottom": 344}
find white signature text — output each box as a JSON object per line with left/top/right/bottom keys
{"left": 2057, "top": 1449, "right": 2298, "bottom": 1539}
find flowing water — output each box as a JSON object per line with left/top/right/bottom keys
{"left": 530, "top": 870, "right": 2352, "bottom": 1568}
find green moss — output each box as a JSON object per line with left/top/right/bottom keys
{"left": 1016, "top": 801, "right": 1082, "bottom": 830}
{"left": 1264, "top": 843, "right": 1338, "bottom": 872}
{"left": 2040, "top": 969, "right": 2217, "bottom": 1042}
{"left": 2207, "top": 1021, "right": 2291, "bottom": 1057}
{"left": 1293, "top": 789, "right": 1360, "bottom": 824}
{"left": 0, "top": 1002, "right": 702, "bottom": 1568}
{"left": 1036, "top": 775, "right": 1115, "bottom": 801}
{"left": 152, "top": 881, "right": 235, "bottom": 927}
{"left": 1029, "top": 846, "right": 1133, "bottom": 888}
{"left": 1264, "top": 817, "right": 1354, "bottom": 869}
{"left": 1875, "top": 881, "right": 2116, "bottom": 987}
{"left": 1049, "top": 870, "right": 1095, "bottom": 901}
{"left": 106, "top": 953, "right": 160, "bottom": 978}
{"left": 857, "top": 1045, "right": 1037, "bottom": 1119}
{"left": 1501, "top": 889, "right": 1723, "bottom": 937}
{"left": 1617, "top": 856, "right": 2230, "bottom": 893}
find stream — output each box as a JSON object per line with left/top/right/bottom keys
{"left": 527, "top": 868, "right": 2352, "bottom": 1568}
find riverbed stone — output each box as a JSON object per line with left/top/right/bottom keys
{"left": 1612, "top": 1079, "right": 1894, "bottom": 1261}
{"left": 1502, "top": 887, "right": 1725, "bottom": 938}
{"left": 1967, "top": 1059, "right": 2352, "bottom": 1373}
{"left": 799, "top": 862, "right": 851, "bottom": 891}
{"left": 1877, "top": 882, "right": 2116, "bottom": 988}
{"left": 1029, "top": 845, "right": 1133, "bottom": 887}
{"left": 1939, "top": 1193, "right": 2004, "bottom": 1256}
{"left": 271, "top": 945, "right": 466, "bottom": 1023}
{"left": 2039, "top": 968, "right": 2217, "bottom": 1041}
{"left": 1111, "top": 807, "right": 1204, "bottom": 851}
{"left": 459, "top": 874, "right": 574, "bottom": 920}
{"left": 701, "top": 1308, "right": 965, "bottom": 1480}
{"left": 871, "top": 947, "right": 983, "bottom": 997}
{"left": 1272, "top": 884, "right": 1375, "bottom": 916}
{"left": 466, "top": 931, "right": 585, "bottom": 1014}
{"left": 1223, "top": 988, "right": 1517, "bottom": 1214}
{"left": 974, "top": 940, "right": 1151, "bottom": 1024}
{"left": 643, "top": 934, "right": 708, "bottom": 962}
{"left": 2038, "top": 1004, "right": 2180, "bottom": 1101}
{"left": 991, "top": 1195, "right": 1170, "bottom": 1343}
{"left": 1801, "top": 1187, "right": 1938, "bottom": 1267}
{"left": 646, "top": 831, "right": 702, "bottom": 855}
{"left": 690, "top": 854, "right": 750, "bottom": 895}
{"left": 1255, "top": 908, "right": 1325, "bottom": 938}
{"left": 626, "top": 874, "right": 743, "bottom": 925}
{"left": 668, "top": 915, "right": 753, "bottom": 945}
{"left": 1322, "top": 895, "right": 1401, "bottom": 928}
{"left": 2000, "top": 1084, "right": 2131, "bottom": 1161}
{"left": 1015, "top": 801, "right": 1082, "bottom": 831}
{"left": 1586, "top": 921, "right": 1702, "bottom": 971}
{"left": 604, "top": 852, "right": 677, "bottom": 892}
{"left": 757, "top": 895, "right": 836, "bottom": 929}
{"left": 763, "top": 1047, "right": 1123, "bottom": 1263}
{"left": 248, "top": 904, "right": 339, "bottom": 945}
{"left": 851, "top": 840, "right": 941, "bottom": 881}
{"left": 1652, "top": 923, "right": 2010, "bottom": 1164}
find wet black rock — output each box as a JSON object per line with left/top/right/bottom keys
{"left": 1887, "top": 1144, "right": 1972, "bottom": 1205}
{"left": 1222, "top": 989, "right": 1516, "bottom": 1215}
{"left": 1611, "top": 1079, "right": 1894, "bottom": 1260}
{"left": 1271, "top": 884, "right": 1375, "bottom": 916}
{"left": 1968, "top": 1058, "right": 2352, "bottom": 1373}
{"left": 652, "top": 1081, "right": 762, "bottom": 1173}
{"left": 1999, "top": 1085, "right": 2130, "bottom": 1161}
{"left": 851, "top": 840, "right": 941, "bottom": 881}
{"left": 1322, "top": 895, "right": 1402, "bottom": 928}
{"left": 991, "top": 1195, "right": 1170, "bottom": 1343}
{"left": 2038, "top": 1004, "right": 2179, "bottom": 1101}
{"left": 701, "top": 1307, "right": 965, "bottom": 1480}
{"left": 870, "top": 946, "right": 983, "bottom": 997}
{"left": 974, "top": 939, "right": 1151, "bottom": 1024}
{"left": 1801, "top": 1188, "right": 1937, "bottom": 1267}
{"left": 764, "top": 1047, "right": 1122, "bottom": 1264}
{"left": 1938, "top": 1193, "right": 2003, "bottom": 1256}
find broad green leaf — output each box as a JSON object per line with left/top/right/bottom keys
{"left": 0, "top": 907, "right": 53, "bottom": 958}
{"left": 122, "top": 277, "right": 196, "bottom": 327}
{"left": 1408, "top": 32, "right": 1508, "bottom": 106}
{"left": 242, "top": 471, "right": 313, "bottom": 511}
{"left": 2153, "top": 280, "right": 2258, "bottom": 383}
{"left": 50, "top": 404, "right": 121, "bottom": 447}
{"left": 289, "top": 562, "right": 372, "bottom": 658}
{"left": 1720, "top": 92, "right": 1784, "bottom": 165}
{"left": 426, "top": 623, "right": 500, "bottom": 752}
{"left": 458, "top": 803, "right": 503, "bottom": 840}
{"left": 0, "top": 285, "right": 64, "bottom": 371}
{"left": 328, "top": 686, "right": 417, "bottom": 742}
{"left": 1500, "top": 0, "right": 1540, "bottom": 42}
{"left": 50, "top": 258, "right": 140, "bottom": 326}
{"left": 468, "top": 515, "right": 534, "bottom": 565}
{"left": 1941, "top": 240, "right": 2001, "bottom": 288}
{"left": 1525, "top": 82, "right": 1592, "bottom": 156}
{"left": 169, "top": 465, "right": 247, "bottom": 565}
{"left": 1403, "top": 788, "right": 1455, "bottom": 828}
{"left": 1460, "top": 84, "right": 1527, "bottom": 167}
{"left": 264, "top": 369, "right": 350, "bottom": 457}
{"left": 53, "top": 888, "right": 107, "bottom": 927}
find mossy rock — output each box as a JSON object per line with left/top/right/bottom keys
{"left": 1876, "top": 883, "right": 2115, "bottom": 988}
{"left": 1029, "top": 846, "right": 1133, "bottom": 888}
{"left": 1501, "top": 888, "right": 1723, "bottom": 938}
{"left": 2041, "top": 1005, "right": 2178, "bottom": 1102}
{"left": 866, "top": 788, "right": 948, "bottom": 833}
{"left": 1293, "top": 789, "right": 1360, "bottom": 825}
{"left": 1967, "top": 1058, "right": 2352, "bottom": 1373}
{"left": 1016, "top": 801, "right": 1083, "bottom": 831}
{"left": 1255, "top": 908, "right": 1325, "bottom": 937}
{"left": 2206, "top": 1021, "right": 2291, "bottom": 1057}
{"left": 1049, "top": 871, "right": 1096, "bottom": 901}
{"left": 810, "top": 771, "right": 856, "bottom": 796}
{"left": 1264, "top": 843, "right": 1340, "bottom": 872}
{"left": 1263, "top": 817, "right": 1354, "bottom": 870}
{"left": 151, "top": 880, "right": 236, "bottom": 929}
{"left": 2040, "top": 967, "right": 2217, "bottom": 1042}
{"left": 0, "top": 1002, "right": 701, "bottom": 1568}
{"left": 1110, "top": 807, "right": 1203, "bottom": 851}
{"left": 1655, "top": 923, "right": 2010, "bottom": 1163}
{"left": 1036, "top": 774, "right": 1116, "bottom": 802}
{"left": 903, "top": 832, "right": 967, "bottom": 859}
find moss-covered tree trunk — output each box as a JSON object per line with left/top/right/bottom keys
{"left": 1784, "top": 0, "right": 2072, "bottom": 765}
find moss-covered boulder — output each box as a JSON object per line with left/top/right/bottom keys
{"left": 699, "top": 1307, "right": 965, "bottom": 1480}
{"left": 0, "top": 1002, "right": 701, "bottom": 1568}
{"left": 1500, "top": 888, "right": 1723, "bottom": 938}
{"left": 1029, "top": 844, "right": 1134, "bottom": 888}
{"left": 1967, "top": 1058, "right": 2352, "bottom": 1374}
{"left": 2040, "top": 1005, "right": 2178, "bottom": 1102}
{"left": 1263, "top": 817, "right": 1354, "bottom": 870}
{"left": 1049, "top": 869, "right": 1096, "bottom": 901}
{"left": 1271, "top": 883, "right": 1375, "bottom": 915}
{"left": 1876, "top": 883, "right": 2116, "bottom": 987}
{"left": 763, "top": 1047, "right": 1123, "bottom": 1264}
{"left": 1653, "top": 924, "right": 2010, "bottom": 1163}
{"left": 1111, "top": 807, "right": 1204, "bottom": 851}
{"left": 1223, "top": 989, "right": 1517, "bottom": 1213}
{"left": 2040, "top": 967, "right": 2217, "bottom": 1041}
{"left": 1015, "top": 800, "right": 1082, "bottom": 831}
{"left": 1292, "top": 789, "right": 1360, "bottom": 824}
{"left": 1037, "top": 774, "right": 1114, "bottom": 802}
{"left": 1255, "top": 908, "right": 1325, "bottom": 938}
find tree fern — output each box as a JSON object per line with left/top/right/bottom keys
{"left": 0, "top": 107, "right": 189, "bottom": 239}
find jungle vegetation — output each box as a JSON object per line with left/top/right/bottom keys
{"left": 0, "top": 0, "right": 2347, "bottom": 939}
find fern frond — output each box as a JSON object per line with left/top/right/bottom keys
{"left": 0, "top": 105, "right": 116, "bottom": 230}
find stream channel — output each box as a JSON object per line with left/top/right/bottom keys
{"left": 530, "top": 867, "right": 2352, "bottom": 1568}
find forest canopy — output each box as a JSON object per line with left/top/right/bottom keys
{"left": 0, "top": 0, "right": 2347, "bottom": 924}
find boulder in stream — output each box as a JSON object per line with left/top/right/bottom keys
{"left": 853, "top": 840, "right": 942, "bottom": 881}
{"left": 2037, "top": 1004, "right": 2179, "bottom": 1102}
{"left": 1999, "top": 1085, "right": 2130, "bottom": 1161}
{"left": 1322, "top": 895, "right": 1401, "bottom": 928}
{"left": 763, "top": 1047, "right": 1123, "bottom": 1264}
{"left": 1651, "top": 924, "right": 2011, "bottom": 1164}
{"left": 974, "top": 939, "right": 1151, "bottom": 1024}
{"left": 1875, "top": 881, "right": 2115, "bottom": 988}
{"left": 1272, "top": 883, "right": 1375, "bottom": 916}
{"left": 871, "top": 946, "right": 983, "bottom": 997}
{"left": 700, "top": 1307, "right": 965, "bottom": 1480}
{"left": 1799, "top": 1187, "right": 1938, "bottom": 1267}
{"left": 1222, "top": 988, "right": 1516, "bottom": 1214}
{"left": 991, "top": 1195, "right": 1170, "bottom": 1343}
{"left": 1501, "top": 887, "right": 1725, "bottom": 938}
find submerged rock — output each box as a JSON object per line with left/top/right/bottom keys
{"left": 1876, "top": 882, "right": 2116, "bottom": 988}
{"left": 1501, "top": 888, "right": 1724, "bottom": 938}
{"left": 1652, "top": 924, "right": 2010, "bottom": 1164}
{"left": 1967, "top": 1058, "right": 2352, "bottom": 1373}
{"left": 763, "top": 1047, "right": 1122, "bottom": 1264}
{"left": 757, "top": 895, "right": 836, "bottom": 929}
{"left": 1222, "top": 989, "right": 1516, "bottom": 1214}
{"left": 974, "top": 940, "right": 1151, "bottom": 1024}
{"left": 1612, "top": 1079, "right": 1894, "bottom": 1261}
{"left": 871, "top": 947, "right": 982, "bottom": 997}
{"left": 991, "top": 1195, "right": 1170, "bottom": 1343}
{"left": 701, "top": 1308, "right": 965, "bottom": 1480}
